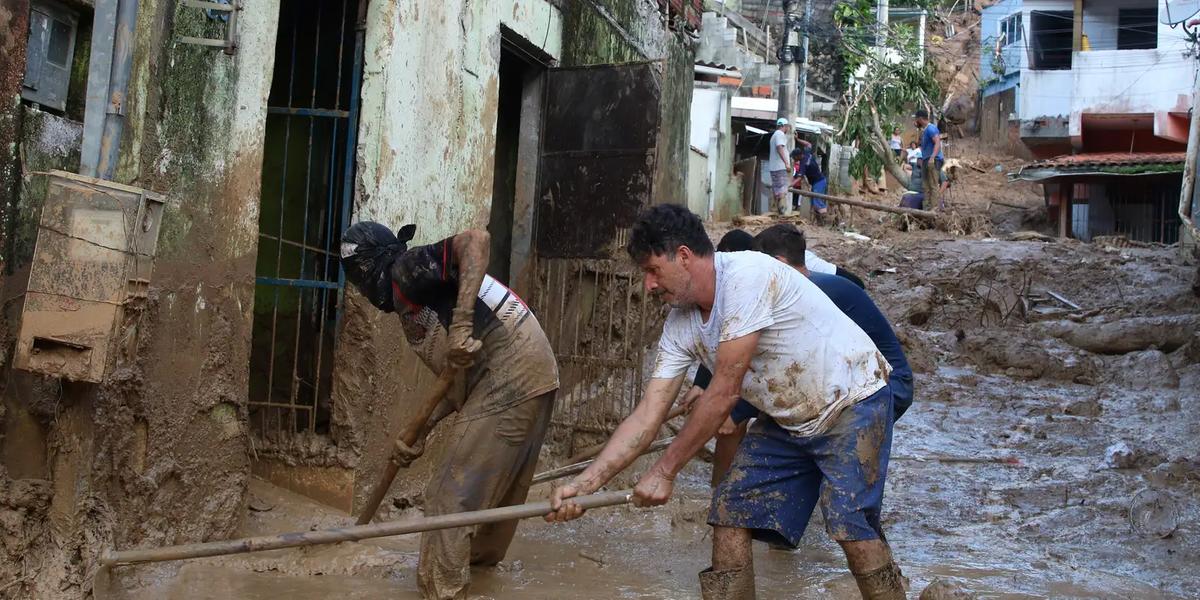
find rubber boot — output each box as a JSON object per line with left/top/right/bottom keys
{"left": 699, "top": 564, "right": 756, "bottom": 600}
{"left": 852, "top": 561, "right": 906, "bottom": 600}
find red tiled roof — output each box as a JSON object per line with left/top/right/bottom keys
{"left": 1029, "top": 152, "right": 1186, "bottom": 169}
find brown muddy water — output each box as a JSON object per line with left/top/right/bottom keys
{"left": 106, "top": 238, "right": 1199, "bottom": 599}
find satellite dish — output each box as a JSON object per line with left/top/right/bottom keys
{"left": 1162, "top": 0, "right": 1200, "bottom": 25}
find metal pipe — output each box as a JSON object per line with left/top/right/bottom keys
{"left": 102, "top": 490, "right": 634, "bottom": 567}
{"left": 80, "top": 0, "right": 118, "bottom": 177}
{"left": 693, "top": 65, "right": 743, "bottom": 79}
{"left": 96, "top": 0, "right": 139, "bottom": 180}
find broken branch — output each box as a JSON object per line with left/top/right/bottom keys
{"left": 791, "top": 188, "right": 938, "bottom": 219}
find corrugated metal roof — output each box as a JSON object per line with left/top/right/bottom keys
{"left": 1027, "top": 152, "right": 1186, "bottom": 169}
{"left": 1012, "top": 152, "right": 1186, "bottom": 182}
{"left": 694, "top": 60, "right": 738, "bottom": 71}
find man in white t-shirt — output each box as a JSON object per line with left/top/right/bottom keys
{"left": 767, "top": 118, "right": 793, "bottom": 215}
{"left": 545, "top": 205, "right": 905, "bottom": 599}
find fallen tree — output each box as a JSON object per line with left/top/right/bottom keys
{"left": 791, "top": 188, "right": 937, "bottom": 219}
{"left": 1032, "top": 315, "right": 1200, "bottom": 354}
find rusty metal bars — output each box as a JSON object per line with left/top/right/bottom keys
{"left": 249, "top": 0, "right": 359, "bottom": 439}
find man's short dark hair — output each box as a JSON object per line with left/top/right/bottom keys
{"left": 627, "top": 204, "right": 714, "bottom": 263}
{"left": 913, "top": 109, "right": 929, "bottom": 119}
{"left": 717, "top": 229, "right": 754, "bottom": 252}
{"left": 753, "top": 223, "right": 807, "bottom": 267}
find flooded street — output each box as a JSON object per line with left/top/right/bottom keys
{"left": 105, "top": 232, "right": 1200, "bottom": 600}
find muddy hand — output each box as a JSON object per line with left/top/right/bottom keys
{"left": 545, "top": 482, "right": 587, "bottom": 523}
{"left": 717, "top": 416, "right": 738, "bottom": 436}
{"left": 447, "top": 326, "right": 482, "bottom": 368}
{"left": 676, "top": 385, "right": 704, "bottom": 414}
{"left": 632, "top": 467, "right": 674, "bottom": 508}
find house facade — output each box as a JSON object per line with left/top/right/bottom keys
{"left": 0, "top": 1, "right": 697, "bottom": 596}
{"left": 980, "top": 0, "right": 1194, "bottom": 157}
{"left": 981, "top": 0, "right": 1194, "bottom": 243}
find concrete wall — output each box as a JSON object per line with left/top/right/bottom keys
{"left": 1020, "top": 69, "right": 1073, "bottom": 119}
{"left": 690, "top": 86, "right": 740, "bottom": 220}
{"left": 0, "top": 0, "right": 279, "bottom": 596}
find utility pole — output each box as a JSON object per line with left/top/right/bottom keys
{"left": 877, "top": 0, "right": 889, "bottom": 50}
{"left": 776, "top": 0, "right": 800, "bottom": 125}
{"left": 797, "top": 0, "right": 811, "bottom": 118}
{"left": 775, "top": 0, "right": 802, "bottom": 216}
{"left": 1179, "top": 57, "right": 1200, "bottom": 251}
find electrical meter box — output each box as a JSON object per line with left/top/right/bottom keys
{"left": 14, "top": 170, "right": 165, "bottom": 382}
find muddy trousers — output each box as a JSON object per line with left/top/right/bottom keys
{"left": 417, "top": 392, "right": 554, "bottom": 600}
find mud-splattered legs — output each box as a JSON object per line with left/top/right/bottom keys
{"left": 711, "top": 422, "right": 748, "bottom": 487}
{"left": 712, "top": 526, "right": 752, "bottom": 571}
{"left": 840, "top": 539, "right": 905, "bottom": 599}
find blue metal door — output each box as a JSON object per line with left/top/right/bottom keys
{"left": 250, "top": 0, "right": 363, "bottom": 438}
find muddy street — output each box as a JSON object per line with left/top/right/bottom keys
{"left": 94, "top": 225, "right": 1199, "bottom": 600}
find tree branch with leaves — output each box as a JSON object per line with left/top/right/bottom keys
{"left": 833, "top": 0, "right": 942, "bottom": 189}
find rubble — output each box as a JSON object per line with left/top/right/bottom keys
{"left": 1104, "top": 442, "right": 1137, "bottom": 469}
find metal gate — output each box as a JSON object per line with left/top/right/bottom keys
{"left": 248, "top": 0, "right": 364, "bottom": 438}
{"left": 527, "top": 62, "right": 666, "bottom": 436}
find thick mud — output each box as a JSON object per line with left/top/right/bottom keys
{"left": 96, "top": 223, "right": 1200, "bottom": 599}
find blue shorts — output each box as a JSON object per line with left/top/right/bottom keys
{"left": 708, "top": 387, "right": 894, "bottom": 547}
{"left": 810, "top": 178, "right": 828, "bottom": 210}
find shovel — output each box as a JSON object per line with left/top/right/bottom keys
{"left": 355, "top": 368, "right": 458, "bottom": 525}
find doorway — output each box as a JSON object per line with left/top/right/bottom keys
{"left": 487, "top": 32, "right": 548, "bottom": 287}
{"left": 249, "top": 0, "right": 364, "bottom": 440}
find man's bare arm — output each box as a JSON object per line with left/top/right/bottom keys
{"left": 648, "top": 332, "right": 760, "bottom": 478}
{"left": 571, "top": 375, "right": 683, "bottom": 493}
{"left": 545, "top": 375, "right": 684, "bottom": 522}
{"left": 449, "top": 229, "right": 490, "bottom": 325}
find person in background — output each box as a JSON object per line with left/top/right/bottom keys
{"left": 913, "top": 109, "right": 942, "bottom": 210}
{"left": 768, "top": 118, "right": 793, "bottom": 215}
{"left": 889, "top": 128, "right": 903, "bottom": 159}
{"left": 793, "top": 139, "right": 828, "bottom": 221}
{"left": 904, "top": 142, "right": 921, "bottom": 171}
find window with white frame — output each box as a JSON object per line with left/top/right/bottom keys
{"left": 1001, "top": 13, "right": 1023, "bottom": 46}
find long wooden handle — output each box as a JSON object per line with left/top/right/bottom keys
{"left": 102, "top": 490, "right": 633, "bottom": 567}
{"left": 355, "top": 369, "right": 458, "bottom": 525}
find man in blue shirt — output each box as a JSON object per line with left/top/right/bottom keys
{"left": 914, "top": 109, "right": 942, "bottom": 209}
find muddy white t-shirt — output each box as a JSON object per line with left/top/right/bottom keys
{"left": 651, "top": 251, "right": 889, "bottom": 437}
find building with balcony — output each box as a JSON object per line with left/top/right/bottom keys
{"left": 981, "top": 0, "right": 1193, "bottom": 157}
{"left": 982, "top": 0, "right": 1193, "bottom": 243}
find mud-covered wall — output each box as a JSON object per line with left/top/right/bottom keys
{"left": 0, "top": 0, "right": 278, "bottom": 596}
{"left": 560, "top": 0, "right": 694, "bottom": 205}
{"left": 337, "top": 0, "right": 566, "bottom": 512}
{"left": 0, "top": 0, "right": 31, "bottom": 275}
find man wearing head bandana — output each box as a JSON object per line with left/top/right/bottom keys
{"left": 341, "top": 222, "right": 559, "bottom": 600}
